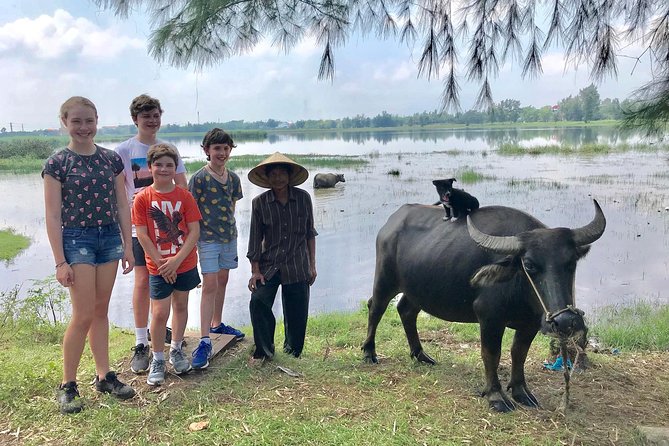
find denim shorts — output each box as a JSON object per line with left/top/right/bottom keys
{"left": 62, "top": 224, "right": 123, "bottom": 266}
{"left": 149, "top": 267, "right": 201, "bottom": 300}
{"left": 197, "top": 239, "right": 238, "bottom": 274}
{"left": 132, "top": 237, "right": 147, "bottom": 267}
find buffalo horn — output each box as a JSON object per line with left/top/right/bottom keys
{"left": 571, "top": 199, "right": 606, "bottom": 246}
{"left": 467, "top": 216, "right": 523, "bottom": 255}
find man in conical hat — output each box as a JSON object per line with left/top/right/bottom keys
{"left": 246, "top": 152, "right": 318, "bottom": 362}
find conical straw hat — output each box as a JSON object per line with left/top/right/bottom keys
{"left": 247, "top": 152, "right": 309, "bottom": 188}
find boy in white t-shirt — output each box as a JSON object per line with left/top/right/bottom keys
{"left": 114, "top": 94, "right": 188, "bottom": 374}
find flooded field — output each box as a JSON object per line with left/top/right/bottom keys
{"left": 1, "top": 127, "right": 667, "bottom": 329}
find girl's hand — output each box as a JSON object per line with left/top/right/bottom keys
{"left": 56, "top": 263, "right": 74, "bottom": 287}
{"left": 121, "top": 246, "right": 135, "bottom": 274}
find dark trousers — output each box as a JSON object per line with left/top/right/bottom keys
{"left": 249, "top": 273, "right": 310, "bottom": 359}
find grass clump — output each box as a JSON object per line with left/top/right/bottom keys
{"left": 507, "top": 178, "right": 567, "bottom": 190}
{"left": 0, "top": 228, "right": 30, "bottom": 261}
{"left": 0, "top": 139, "right": 61, "bottom": 173}
{"left": 0, "top": 138, "right": 61, "bottom": 158}
{"left": 589, "top": 301, "right": 669, "bottom": 351}
{"left": 455, "top": 167, "right": 496, "bottom": 184}
{"left": 185, "top": 154, "right": 368, "bottom": 173}
{"left": 498, "top": 142, "right": 668, "bottom": 157}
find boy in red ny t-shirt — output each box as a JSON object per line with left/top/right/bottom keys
{"left": 133, "top": 143, "right": 202, "bottom": 386}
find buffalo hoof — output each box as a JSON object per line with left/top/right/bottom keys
{"left": 363, "top": 353, "right": 378, "bottom": 364}
{"left": 509, "top": 383, "right": 540, "bottom": 408}
{"left": 484, "top": 389, "right": 516, "bottom": 413}
{"left": 512, "top": 392, "right": 539, "bottom": 409}
{"left": 411, "top": 350, "right": 436, "bottom": 365}
{"left": 489, "top": 399, "right": 515, "bottom": 413}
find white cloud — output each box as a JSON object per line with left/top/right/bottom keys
{"left": 0, "top": 9, "right": 143, "bottom": 61}
{"left": 372, "top": 60, "right": 416, "bottom": 82}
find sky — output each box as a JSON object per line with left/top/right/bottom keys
{"left": 0, "top": 1, "right": 653, "bottom": 131}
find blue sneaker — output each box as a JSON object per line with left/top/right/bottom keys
{"left": 192, "top": 340, "right": 213, "bottom": 370}
{"left": 210, "top": 323, "right": 245, "bottom": 340}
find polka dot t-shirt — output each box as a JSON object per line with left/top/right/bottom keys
{"left": 42, "top": 145, "right": 124, "bottom": 228}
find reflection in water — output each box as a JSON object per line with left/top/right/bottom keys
{"left": 1, "top": 128, "right": 666, "bottom": 330}
{"left": 159, "top": 125, "right": 641, "bottom": 160}
{"left": 259, "top": 126, "right": 634, "bottom": 147}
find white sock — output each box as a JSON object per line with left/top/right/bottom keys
{"left": 135, "top": 327, "right": 148, "bottom": 346}
{"left": 153, "top": 351, "right": 165, "bottom": 361}
{"left": 170, "top": 340, "right": 182, "bottom": 352}
{"left": 201, "top": 336, "right": 211, "bottom": 345}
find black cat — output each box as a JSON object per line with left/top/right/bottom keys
{"left": 432, "top": 178, "right": 480, "bottom": 221}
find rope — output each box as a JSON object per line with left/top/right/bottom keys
{"left": 521, "top": 258, "right": 551, "bottom": 320}
{"left": 520, "top": 258, "right": 583, "bottom": 322}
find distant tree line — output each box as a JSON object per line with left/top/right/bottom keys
{"left": 291, "top": 85, "right": 630, "bottom": 130}
{"left": 1, "top": 84, "right": 631, "bottom": 137}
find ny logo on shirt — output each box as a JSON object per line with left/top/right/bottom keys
{"left": 150, "top": 200, "right": 184, "bottom": 255}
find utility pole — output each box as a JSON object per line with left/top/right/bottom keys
{"left": 8, "top": 122, "right": 26, "bottom": 132}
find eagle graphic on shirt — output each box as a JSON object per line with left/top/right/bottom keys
{"left": 149, "top": 205, "right": 184, "bottom": 247}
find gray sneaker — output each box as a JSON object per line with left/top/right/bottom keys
{"left": 130, "top": 343, "right": 150, "bottom": 374}
{"left": 169, "top": 348, "right": 192, "bottom": 375}
{"left": 146, "top": 359, "right": 166, "bottom": 386}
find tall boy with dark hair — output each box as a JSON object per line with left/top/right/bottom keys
{"left": 115, "top": 94, "right": 188, "bottom": 374}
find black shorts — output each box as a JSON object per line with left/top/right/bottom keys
{"left": 132, "top": 237, "right": 146, "bottom": 267}
{"left": 149, "top": 267, "right": 201, "bottom": 300}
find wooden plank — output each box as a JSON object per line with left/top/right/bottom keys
{"left": 637, "top": 426, "right": 669, "bottom": 446}
{"left": 181, "top": 332, "right": 239, "bottom": 359}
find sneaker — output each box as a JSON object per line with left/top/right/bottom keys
{"left": 210, "top": 323, "right": 245, "bottom": 340}
{"left": 192, "top": 340, "right": 213, "bottom": 370}
{"left": 130, "top": 343, "right": 151, "bottom": 374}
{"left": 147, "top": 327, "right": 172, "bottom": 345}
{"left": 169, "top": 348, "right": 192, "bottom": 375}
{"left": 147, "top": 359, "right": 166, "bottom": 386}
{"left": 94, "top": 371, "right": 136, "bottom": 400}
{"left": 57, "top": 381, "right": 83, "bottom": 414}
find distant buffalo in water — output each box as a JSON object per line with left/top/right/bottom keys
{"left": 313, "top": 173, "right": 346, "bottom": 189}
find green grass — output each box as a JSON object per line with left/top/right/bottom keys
{"left": 0, "top": 157, "right": 46, "bottom": 173}
{"left": 1, "top": 282, "right": 668, "bottom": 445}
{"left": 0, "top": 229, "right": 30, "bottom": 261}
{"left": 506, "top": 178, "right": 568, "bottom": 190}
{"left": 455, "top": 167, "right": 496, "bottom": 184}
{"left": 0, "top": 138, "right": 61, "bottom": 159}
{"left": 185, "top": 154, "right": 369, "bottom": 173}
{"left": 589, "top": 301, "right": 669, "bottom": 350}
{"left": 497, "top": 142, "right": 667, "bottom": 156}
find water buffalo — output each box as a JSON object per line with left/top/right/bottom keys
{"left": 362, "top": 201, "right": 605, "bottom": 412}
{"left": 313, "top": 173, "right": 345, "bottom": 188}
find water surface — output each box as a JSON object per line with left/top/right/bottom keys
{"left": 2, "top": 127, "right": 667, "bottom": 329}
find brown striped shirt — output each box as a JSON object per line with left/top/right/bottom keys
{"left": 247, "top": 186, "right": 318, "bottom": 284}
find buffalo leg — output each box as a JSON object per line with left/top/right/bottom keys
{"left": 397, "top": 295, "right": 435, "bottom": 364}
{"left": 362, "top": 280, "right": 398, "bottom": 363}
{"left": 479, "top": 321, "right": 515, "bottom": 412}
{"left": 507, "top": 327, "right": 540, "bottom": 408}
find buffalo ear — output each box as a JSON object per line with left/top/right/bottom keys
{"left": 470, "top": 256, "right": 517, "bottom": 287}
{"left": 576, "top": 245, "right": 591, "bottom": 259}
